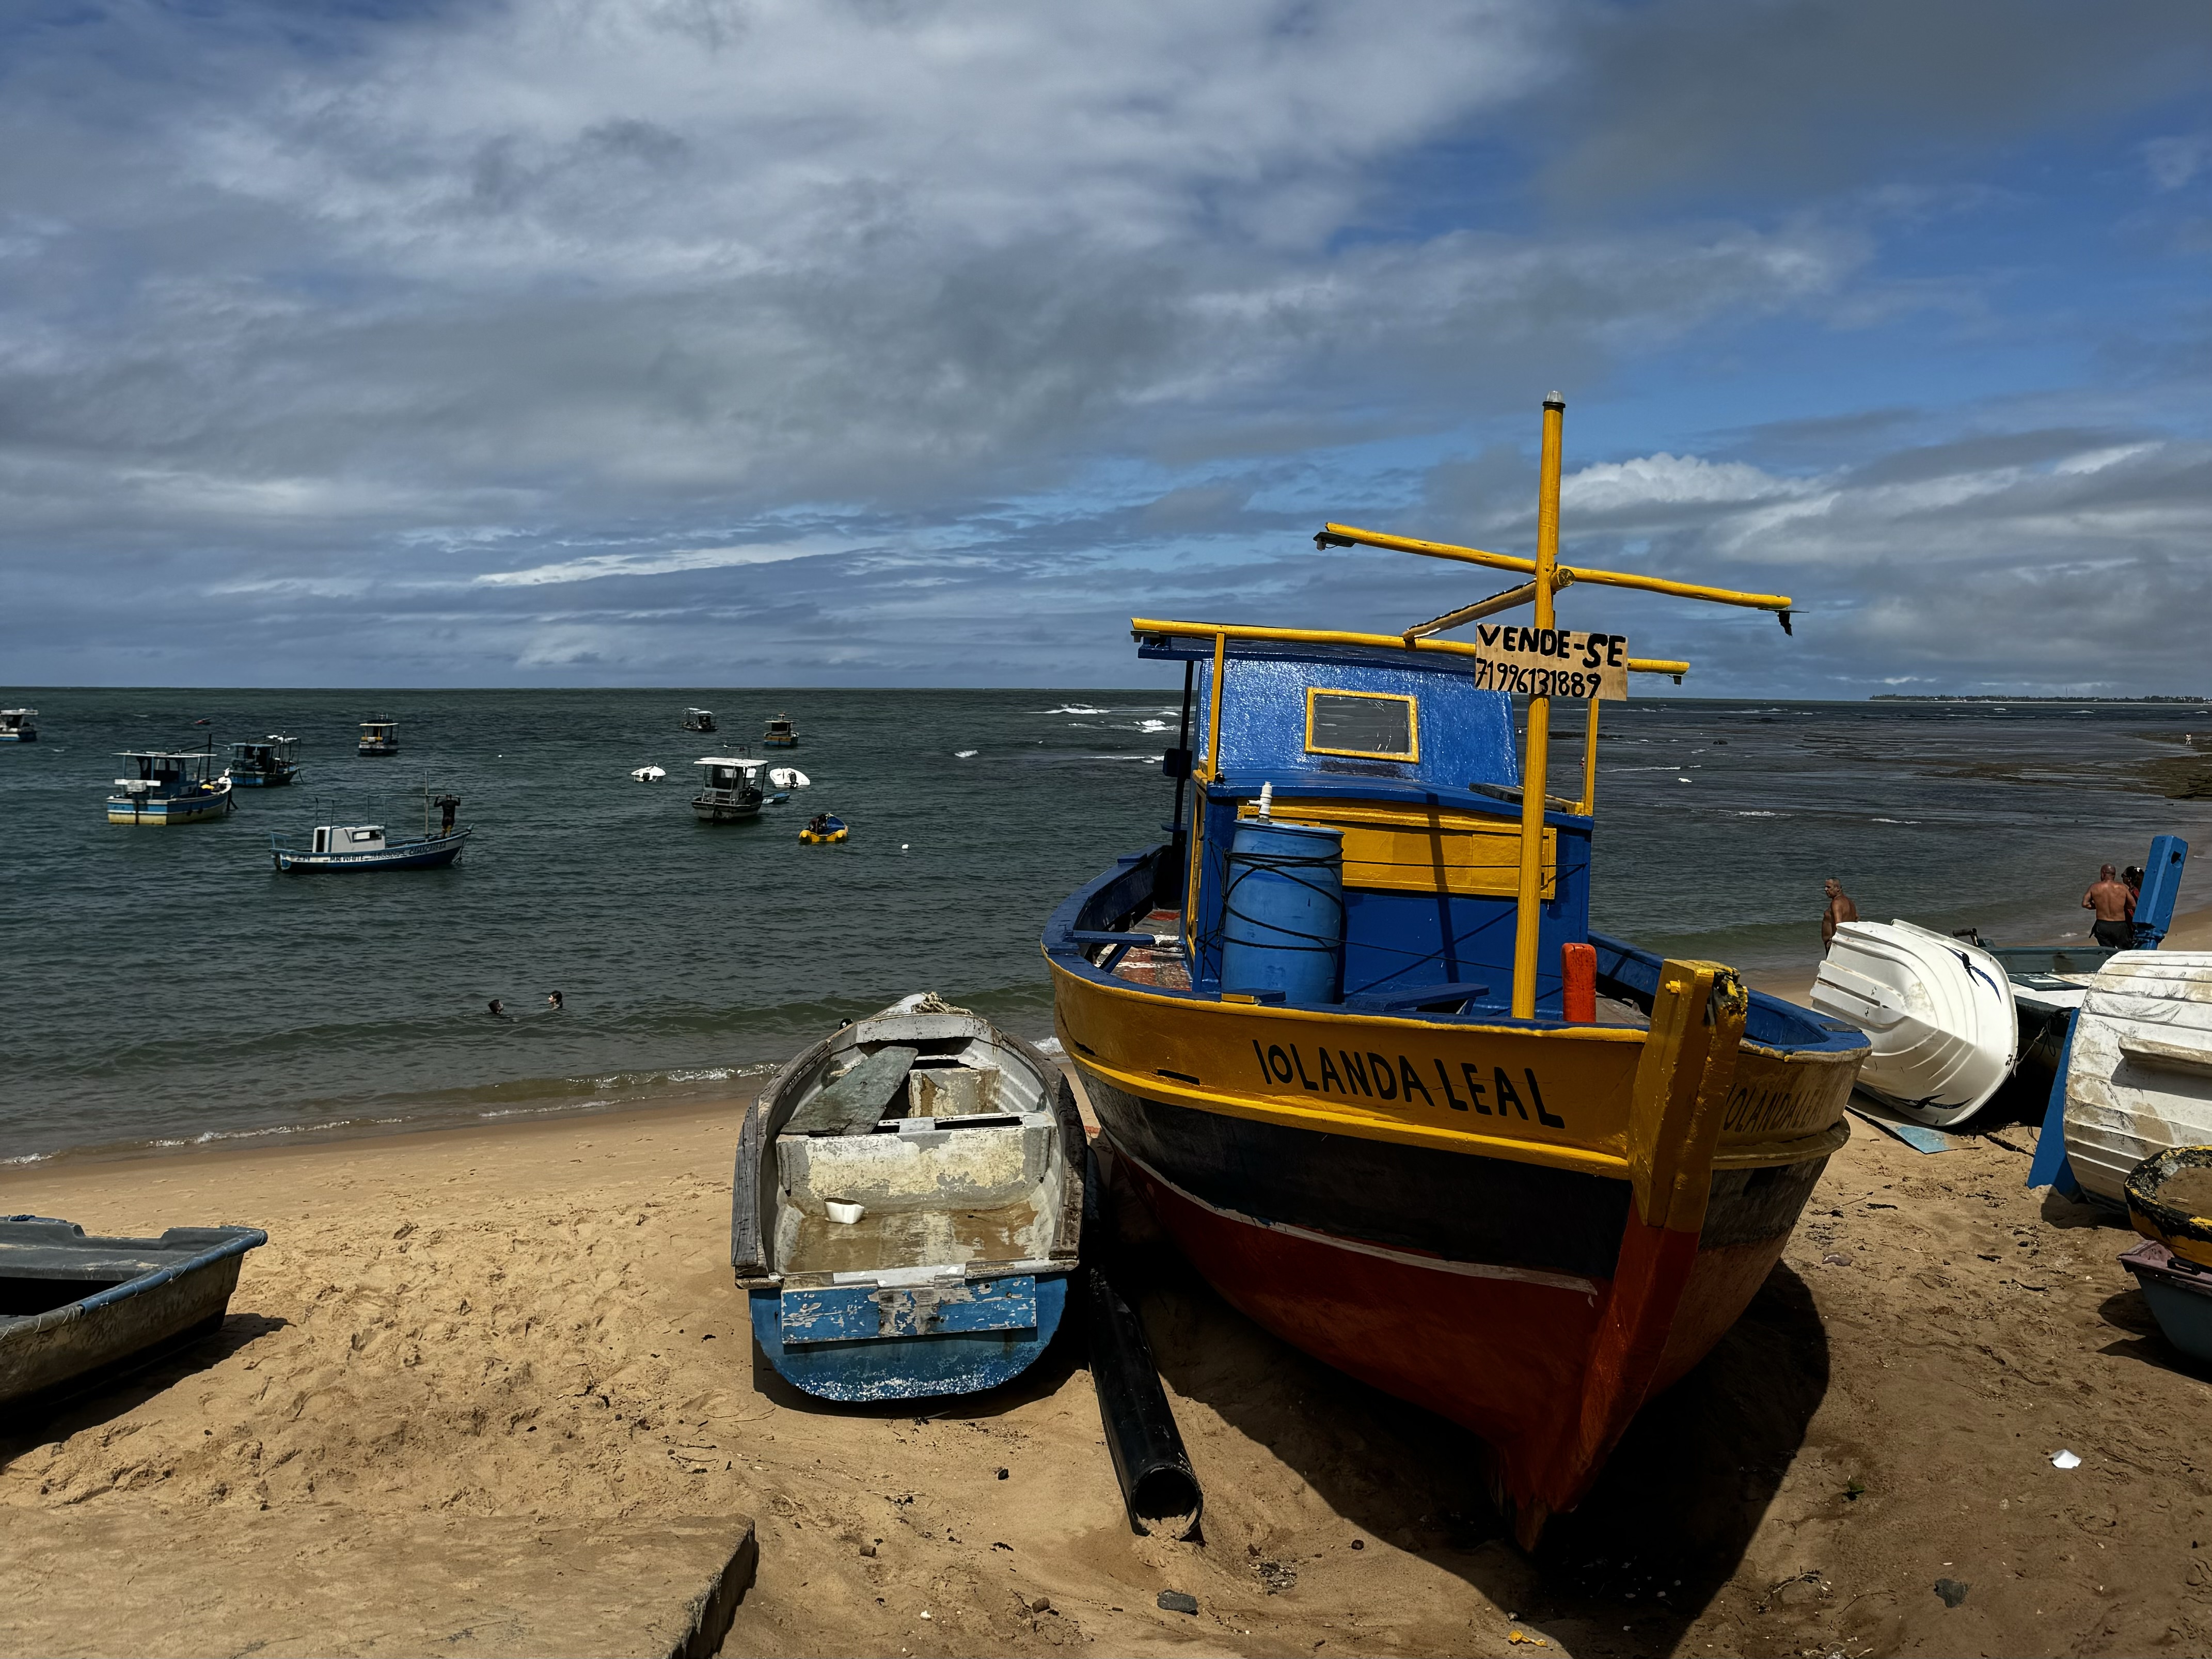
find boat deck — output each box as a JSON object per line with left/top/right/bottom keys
{"left": 1109, "top": 908, "right": 1193, "bottom": 990}
{"left": 784, "top": 1202, "right": 1040, "bottom": 1276}
{"left": 1108, "top": 907, "right": 1649, "bottom": 1023}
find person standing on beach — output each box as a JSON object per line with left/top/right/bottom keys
{"left": 1822, "top": 879, "right": 1858, "bottom": 951}
{"left": 2084, "top": 864, "right": 2135, "bottom": 949}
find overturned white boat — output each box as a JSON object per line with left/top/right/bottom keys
{"left": 2061, "top": 952, "right": 2212, "bottom": 1206}
{"left": 1811, "top": 919, "right": 2018, "bottom": 1126}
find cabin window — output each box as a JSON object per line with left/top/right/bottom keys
{"left": 1304, "top": 689, "right": 1418, "bottom": 762}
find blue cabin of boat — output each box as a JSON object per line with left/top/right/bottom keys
{"left": 1141, "top": 628, "right": 1591, "bottom": 1018}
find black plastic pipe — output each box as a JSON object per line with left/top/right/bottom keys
{"left": 1087, "top": 1266, "right": 1203, "bottom": 1539}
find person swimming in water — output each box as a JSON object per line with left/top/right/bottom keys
{"left": 546, "top": 990, "right": 563, "bottom": 1010}
{"left": 487, "top": 999, "right": 509, "bottom": 1019}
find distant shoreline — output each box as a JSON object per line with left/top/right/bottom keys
{"left": 1871, "top": 693, "right": 2209, "bottom": 703}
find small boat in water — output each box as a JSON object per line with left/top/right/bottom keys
{"left": 227, "top": 734, "right": 302, "bottom": 787}
{"left": 1811, "top": 920, "right": 2018, "bottom": 1126}
{"left": 1, "top": 1216, "right": 266, "bottom": 1412}
{"left": 0, "top": 707, "right": 36, "bottom": 742}
{"left": 692, "top": 754, "right": 766, "bottom": 823}
{"left": 800, "top": 813, "right": 848, "bottom": 844}
{"left": 357, "top": 717, "right": 399, "bottom": 757}
{"left": 631, "top": 764, "right": 667, "bottom": 783}
{"left": 108, "top": 748, "right": 235, "bottom": 825}
{"left": 764, "top": 713, "right": 799, "bottom": 749}
{"left": 2061, "top": 952, "right": 2212, "bottom": 1206}
{"left": 1046, "top": 394, "right": 1865, "bottom": 1545}
{"left": 271, "top": 792, "right": 470, "bottom": 872}
{"left": 684, "top": 707, "right": 717, "bottom": 734}
{"left": 731, "top": 994, "right": 1082, "bottom": 1401}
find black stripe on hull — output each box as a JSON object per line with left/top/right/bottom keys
{"left": 1083, "top": 1072, "right": 1830, "bottom": 1282}
{"left": 1084, "top": 1073, "right": 1631, "bottom": 1281}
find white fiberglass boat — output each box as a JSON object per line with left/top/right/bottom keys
{"left": 1811, "top": 919, "right": 2018, "bottom": 1126}
{"left": 2061, "top": 952, "right": 2212, "bottom": 1206}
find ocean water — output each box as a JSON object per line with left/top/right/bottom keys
{"left": 4, "top": 689, "right": 2208, "bottom": 1163}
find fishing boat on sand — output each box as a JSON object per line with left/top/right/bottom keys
{"left": 764, "top": 714, "right": 799, "bottom": 749}
{"left": 270, "top": 792, "right": 470, "bottom": 872}
{"left": 0, "top": 708, "right": 35, "bottom": 742}
{"left": 731, "top": 994, "right": 1082, "bottom": 1401}
{"left": 357, "top": 717, "right": 399, "bottom": 757}
{"left": 107, "top": 748, "right": 235, "bottom": 825}
{"left": 1044, "top": 394, "right": 1866, "bottom": 1546}
{"left": 1, "top": 1216, "right": 266, "bottom": 1412}
{"left": 227, "top": 735, "right": 302, "bottom": 787}
{"left": 692, "top": 754, "right": 767, "bottom": 823}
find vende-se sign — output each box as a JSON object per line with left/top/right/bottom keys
{"left": 1470, "top": 625, "right": 1630, "bottom": 700}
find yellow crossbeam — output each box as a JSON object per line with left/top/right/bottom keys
{"left": 1320, "top": 522, "right": 1792, "bottom": 615}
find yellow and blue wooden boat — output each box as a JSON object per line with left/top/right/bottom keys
{"left": 107, "top": 748, "right": 235, "bottom": 825}
{"left": 1045, "top": 394, "right": 1867, "bottom": 1546}
{"left": 357, "top": 717, "right": 399, "bottom": 757}
{"left": 764, "top": 713, "right": 799, "bottom": 748}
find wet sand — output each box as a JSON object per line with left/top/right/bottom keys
{"left": 7, "top": 921, "right": 2212, "bottom": 1656}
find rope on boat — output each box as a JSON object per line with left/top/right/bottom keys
{"left": 1218, "top": 843, "right": 1345, "bottom": 955}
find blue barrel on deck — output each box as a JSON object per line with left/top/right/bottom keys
{"left": 1220, "top": 819, "right": 1345, "bottom": 1005}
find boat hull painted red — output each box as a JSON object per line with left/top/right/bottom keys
{"left": 1094, "top": 1075, "right": 1829, "bottom": 1527}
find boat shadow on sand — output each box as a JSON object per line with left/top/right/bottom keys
{"left": 0, "top": 1313, "right": 290, "bottom": 1467}
{"left": 1127, "top": 1234, "right": 1829, "bottom": 1650}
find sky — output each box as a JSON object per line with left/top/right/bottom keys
{"left": 2, "top": 0, "right": 2208, "bottom": 694}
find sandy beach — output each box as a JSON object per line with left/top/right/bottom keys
{"left": 6, "top": 915, "right": 2212, "bottom": 1659}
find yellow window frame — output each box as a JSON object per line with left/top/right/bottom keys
{"left": 1303, "top": 687, "right": 1419, "bottom": 763}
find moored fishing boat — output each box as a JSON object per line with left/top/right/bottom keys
{"left": 684, "top": 707, "right": 717, "bottom": 734}
{"left": 1044, "top": 394, "right": 1866, "bottom": 1545}
{"left": 107, "top": 748, "right": 235, "bottom": 825}
{"left": 731, "top": 994, "right": 1082, "bottom": 1401}
{"left": 692, "top": 753, "right": 766, "bottom": 823}
{"left": 227, "top": 734, "right": 302, "bottom": 787}
{"left": 270, "top": 792, "right": 470, "bottom": 872}
{"left": 357, "top": 717, "right": 399, "bottom": 757}
{"left": 0, "top": 707, "right": 35, "bottom": 742}
{"left": 764, "top": 713, "right": 799, "bottom": 748}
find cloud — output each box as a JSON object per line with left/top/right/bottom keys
{"left": 475, "top": 537, "right": 856, "bottom": 587}
{"left": 0, "top": 2, "right": 2207, "bottom": 690}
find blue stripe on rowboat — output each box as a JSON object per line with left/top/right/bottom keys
{"left": 780, "top": 1274, "right": 1037, "bottom": 1346}
{"left": 746, "top": 1272, "right": 1068, "bottom": 1402}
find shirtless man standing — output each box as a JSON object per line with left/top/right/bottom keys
{"left": 2083, "top": 863, "right": 2135, "bottom": 950}
{"left": 1822, "top": 878, "right": 1859, "bottom": 951}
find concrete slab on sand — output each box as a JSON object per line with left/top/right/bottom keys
{"left": 4, "top": 1507, "right": 757, "bottom": 1659}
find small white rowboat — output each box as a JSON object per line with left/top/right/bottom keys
{"left": 1811, "top": 918, "right": 2019, "bottom": 1126}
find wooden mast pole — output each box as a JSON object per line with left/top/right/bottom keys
{"left": 1511, "top": 393, "right": 1567, "bottom": 1019}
